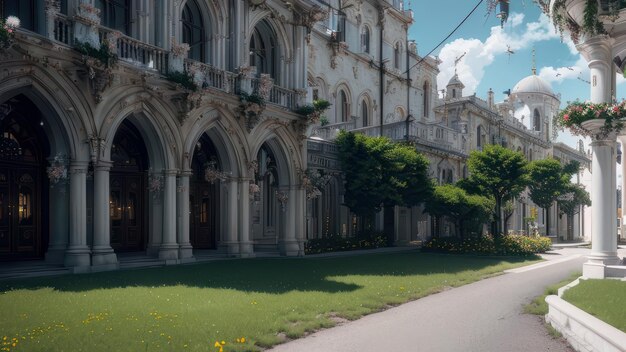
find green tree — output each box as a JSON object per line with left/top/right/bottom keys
{"left": 425, "top": 184, "right": 494, "bottom": 238}
{"left": 527, "top": 159, "right": 579, "bottom": 236}
{"left": 557, "top": 184, "right": 591, "bottom": 239}
{"left": 336, "top": 131, "right": 432, "bottom": 232}
{"left": 466, "top": 144, "right": 528, "bottom": 237}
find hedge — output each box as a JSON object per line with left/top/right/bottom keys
{"left": 423, "top": 235, "right": 552, "bottom": 256}
{"left": 305, "top": 233, "right": 387, "bottom": 255}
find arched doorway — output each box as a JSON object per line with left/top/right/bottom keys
{"left": 189, "top": 133, "right": 220, "bottom": 249}
{"left": 249, "top": 19, "right": 278, "bottom": 79}
{"left": 109, "top": 120, "right": 148, "bottom": 252}
{"left": 0, "top": 95, "right": 50, "bottom": 260}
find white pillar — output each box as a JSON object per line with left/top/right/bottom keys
{"left": 91, "top": 160, "right": 118, "bottom": 270}
{"left": 225, "top": 179, "right": 239, "bottom": 256}
{"left": 239, "top": 179, "right": 254, "bottom": 256}
{"left": 620, "top": 137, "right": 626, "bottom": 239}
{"left": 582, "top": 36, "right": 612, "bottom": 104}
{"left": 279, "top": 187, "right": 300, "bottom": 256}
{"left": 584, "top": 131, "right": 621, "bottom": 278}
{"left": 45, "top": 179, "right": 69, "bottom": 264}
{"left": 159, "top": 170, "right": 179, "bottom": 262}
{"left": 177, "top": 171, "right": 194, "bottom": 261}
{"left": 295, "top": 186, "right": 305, "bottom": 255}
{"left": 64, "top": 161, "right": 91, "bottom": 271}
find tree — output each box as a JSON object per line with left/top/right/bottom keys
{"left": 466, "top": 144, "right": 528, "bottom": 237}
{"left": 336, "top": 131, "right": 432, "bottom": 232}
{"left": 557, "top": 184, "right": 591, "bottom": 239}
{"left": 425, "top": 184, "right": 494, "bottom": 238}
{"left": 527, "top": 159, "right": 579, "bottom": 236}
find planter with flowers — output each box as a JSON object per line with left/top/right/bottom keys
{"left": 0, "top": 16, "right": 20, "bottom": 50}
{"left": 293, "top": 99, "right": 331, "bottom": 136}
{"left": 239, "top": 91, "right": 266, "bottom": 132}
{"left": 555, "top": 100, "right": 626, "bottom": 139}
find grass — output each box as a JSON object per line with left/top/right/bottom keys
{"left": 0, "top": 251, "right": 539, "bottom": 352}
{"left": 524, "top": 271, "right": 581, "bottom": 316}
{"left": 562, "top": 279, "right": 626, "bottom": 333}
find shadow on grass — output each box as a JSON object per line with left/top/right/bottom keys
{"left": 0, "top": 252, "right": 538, "bottom": 294}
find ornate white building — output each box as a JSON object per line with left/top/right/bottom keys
{"left": 0, "top": 0, "right": 592, "bottom": 275}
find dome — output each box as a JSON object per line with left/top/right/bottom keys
{"left": 511, "top": 75, "right": 554, "bottom": 96}
{"left": 447, "top": 74, "right": 464, "bottom": 87}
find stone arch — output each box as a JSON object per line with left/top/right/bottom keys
{"left": 0, "top": 66, "right": 92, "bottom": 162}
{"left": 248, "top": 14, "right": 293, "bottom": 85}
{"left": 357, "top": 92, "right": 373, "bottom": 127}
{"left": 177, "top": 0, "right": 226, "bottom": 65}
{"left": 334, "top": 82, "right": 352, "bottom": 124}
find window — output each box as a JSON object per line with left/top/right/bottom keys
{"left": 2, "top": 0, "right": 36, "bottom": 32}
{"left": 361, "top": 26, "right": 370, "bottom": 53}
{"left": 329, "top": 10, "right": 346, "bottom": 42}
{"left": 477, "top": 125, "right": 482, "bottom": 148}
{"left": 423, "top": 81, "right": 430, "bottom": 118}
{"left": 533, "top": 109, "right": 541, "bottom": 131}
{"left": 452, "top": 89, "right": 456, "bottom": 98}
{"left": 96, "top": 0, "right": 130, "bottom": 34}
{"left": 182, "top": 0, "right": 205, "bottom": 62}
{"left": 394, "top": 42, "right": 401, "bottom": 69}
{"left": 250, "top": 20, "right": 277, "bottom": 78}
{"left": 361, "top": 101, "right": 369, "bottom": 127}
{"left": 337, "top": 90, "right": 349, "bottom": 122}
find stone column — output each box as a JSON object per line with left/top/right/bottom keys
{"left": 224, "top": 179, "right": 239, "bottom": 256}
{"left": 279, "top": 187, "right": 300, "bottom": 256}
{"left": 580, "top": 36, "right": 612, "bottom": 104}
{"left": 239, "top": 179, "right": 254, "bottom": 257}
{"left": 583, "top": 121, "right": 620, "bottom": 278}
{"left": 294, "top": 186, "right": 305, "bottom": 255}
{"left": 64, "top": 161, "right": 91, "bottom": 271}
{"left": 177, "top": 171, "right": 194, "bottom": 262}
{"left": 45, "top": 179, "right": 69, "bottom": 264}
{"left": 620, "top": 136, "right": 626, "bottom": 239}
{"left": 159, "top": 170, "right": 179, "bottom": 262}
{"left": 91, "top": 160, "right": 118, "bottom": 270}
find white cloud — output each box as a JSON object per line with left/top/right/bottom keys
{"left": 437, "top": 13, "right": 561, "bottom": 95}
{"left": 538, "top": 55, "right": 588, "bottom": 85}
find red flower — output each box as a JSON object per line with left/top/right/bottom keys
{"left": 563, "top": 114, "right": 569, "bottom": 121}
{"left": 614, "top": 106, "right": 620, "bottom": 113}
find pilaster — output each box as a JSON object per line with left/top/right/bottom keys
{"left": 159, "top": 169, "right": 179, "bottom": 263}
{"left": 91, "top": 160, "right": 118, "bottom": 271}
{"left": 177, "top": 170, "right": 194, "bottom": 262}
{"left": 64, "top": 161, "right": 91, "bottom": 271}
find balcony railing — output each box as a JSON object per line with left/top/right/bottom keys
{"left": 311, "top": 120, "right": 357, "bottom": 140}
{"left": 250, "top": 77, "right": 297, "bottom": 109}
{"left": 53, "top": 14, "right": 74, "bottom": 45}
{"left": 184, "top": 59, "right": 239, "bottom": 94}
{"left": 98, "top": 28, "right": 169, "bottom": 74}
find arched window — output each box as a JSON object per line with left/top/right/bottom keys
{"left": 477, "top": 125, "right": 483, "bottom": 148}
{"left": 423, "top": 81, "right": 430, "bottom": 118}
{"left": 533, "top": 109, "right": 541, "bottom": 131}
{"left": 361, "top": 100, "right": 369, "bottom": 127}
{"left": 337, "top": 90, "right": 349, "bottom": 123}
{"left": 394, "top": 42, "right": 401, "bottom": 69}
{"left": 182, "top": 0, "right": 205, "bottom": 62}
{"left": 361, "top": 26, "right": 370, "bottom": 54}
{"left": 452, "top": 89, "right": 456, "bottom": 98}
{"left": 96, "top": 0, "right": 130, "bottom": 34}
{"left": 250, "top": 20, "right": 277, "bottom": 79}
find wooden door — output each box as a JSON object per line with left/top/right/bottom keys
{"left": 190, "top": 181, "right": 216, "bottom": 249}
{"left": 110, "top": 174, "right": 143, "bottom": 251}
{"left": 0, "top": 167, "right": 40, "bottom": 260}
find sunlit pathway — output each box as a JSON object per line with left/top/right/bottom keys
{"left": 269, "top": 248, "right": 594, "bottom": 352}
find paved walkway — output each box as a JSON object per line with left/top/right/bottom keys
{"left": 269, "top": 248, "right": 600, "bottom": 352}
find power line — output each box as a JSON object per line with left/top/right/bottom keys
{"left": 403, "top": 0, "right": 485, "bottom": 76}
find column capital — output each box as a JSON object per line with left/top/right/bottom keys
{"left": 69, "top": 160, "right": 89, "bottom": 173}
{"left": 94, "top": 160, "right": 114, "bottom": 171}
{"left": 163, "top": 169, "right": 179, "bottom": 176}
{"left": 178, "top": 169, "right": 193, "bottom": 177}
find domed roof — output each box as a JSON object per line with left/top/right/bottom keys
{"left": 512, "top": 75, "right": 554, "bottom": 96}
{"left": 447, "top": 74, "right": 464, "bottom": 87}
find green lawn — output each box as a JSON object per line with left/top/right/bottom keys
{"left": 562, "top": 279, "right": 626, "bottom": 333}
{"left": 524, "top": 271, "right": 581, "bottom": 316}
{"left": 0, "top": 251, "right": 538, "bottom": 352}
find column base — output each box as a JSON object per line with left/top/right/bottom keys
{"left": 91, "top": 249, "right": 118, "bottom": 267}
{"left": 146, "top": 244, "right": 161, "bottom": 257}
{"left": 158, "top": 244, "right": 179, "bottom": 261}
{"left": 278, "top": 240, "right": 303, "bottom": 257}
{"left": 64, "top": 246, "right": 91, "bottom": 268}
{"left": 45, "top": 246, "right": 67, "bottom": 265}
{"left": 583, "top": 255, "right": 622, "bottom": 279}
{"left": 222, "top": 241, "right": 240, "bottom": 256}
{"left": 179, "top": 243, "right": 194, "bottom": 262}
{"left": 239, "top": 241, "right": 255, "bottom": 258}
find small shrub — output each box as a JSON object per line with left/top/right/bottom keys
{"left": 74, "top": 41, "right": 118, "bottom": 67}
{"left": 423, "top": 234, "right": 551, "bottom": 256}
{"left": 166, "top": 71, "right": 198, "bottom": 91}
{"left": 304, "top": 233, "right": 387, "bottom": 254}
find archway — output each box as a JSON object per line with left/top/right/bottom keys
{"left": 0, "top": 95, "right": 51, "bottom": 260}
{"left": 189, "top": 133, "right": 220, "bottom": 249}
{"left": 109, "top": 119, "right": 148, "bottom": 252}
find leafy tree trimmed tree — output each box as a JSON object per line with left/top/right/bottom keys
{"left": 465, "top": 145, "right": 528, "bottom": 237}
{"left": 527, "top": 159, "right": 579, "bottom": 236}
{"left": 336, "top": 131, "right": 432, "bottom": 235}
{"left": 557, "top": 183, "right": 591, "bottom": 239}
{"left": 425, "top": 184, "right": 494, "bottom": 238}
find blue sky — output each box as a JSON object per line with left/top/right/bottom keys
{"left": 408, "top": 0, "right": 626, "bottom": 149}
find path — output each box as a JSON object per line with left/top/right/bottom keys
{"left": 269, "top": 247, "right": 592, "bottom": 352}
